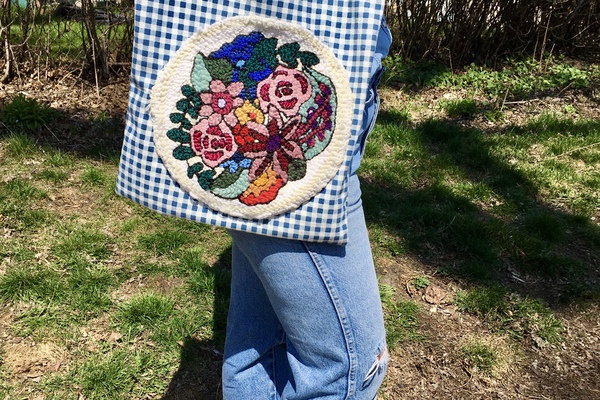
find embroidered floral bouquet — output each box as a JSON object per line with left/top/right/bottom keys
{"left": 150, "top": 17, "right": 351, "bottom": 219}
{"left": 164, "top": 30, "right": 339, "bottom": 207}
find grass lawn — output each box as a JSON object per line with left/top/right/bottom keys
{"left": 0, "top": 58, "right": 599, "bottom": 399}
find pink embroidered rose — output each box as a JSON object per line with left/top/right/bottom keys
{"left": 191, "top": 119, "right": 238, "bottom": 168}
{"left": 200, "top": 80, "right": 245, "bottom": 127}
{"left": 257, "top": 66, "right": 312, "bottom": 118}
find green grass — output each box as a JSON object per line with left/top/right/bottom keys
{"left": 380, "top": 284, "right": 424, "bottom": 350}
{"left": 52, "top": 225, "right": 113, "bottom": 261}
{"left": 81, "top": 165, "right": 108, "bottom": 186}
{"left": 77, "top": 350, "right": 136, "bottom": 400}
{"left": 455, "top": 286, "right": 563, "bottom": 342}
{"left": 118, "top": 293, "right": 175, "bottom": 331}
{"left": 439, "top": 99, "right": 478, "bottom": 118}
{"left": 0, "top": 95, "right": 59, "bottom": 132}
{"left": 66, "top": 262, "right": 115, "bottom": 312}
{"left": 383, "top": 56, "right": 600, "bottom": 100}
{"left": 137, "top": 229, "right": 195, "bottom": 258}
{"left": 1, "top": 57, "right": 598, "bottom": 398}
{"left": 3, "top": 134, "right": 38, "bottom": 157}
{"left": 0, "top": 145, "right": 57, "bottom": 230}
{"left": 461, "top": 340, "right": 499, "bottom": 374}
{"left": 361, "top": 111, "right": 600, "bottom": 284}
{"left": 0, "top": 267, "right": 64, "bottom": 302}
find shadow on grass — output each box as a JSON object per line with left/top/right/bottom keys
{"left": 361, "top": 111, "right": 600, "bottom": 307}
{"left": 161, "top": 336, "right": 223, "bottom": 400}
{"left": 0, "top": 107, "right": 126, "bottom": 161}
{"left": 161, "top": 246, "right": 231, "bottom": 400}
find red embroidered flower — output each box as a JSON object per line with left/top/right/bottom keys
{"left": 234, "top": 116, "right": 305, "bottom": 183}
{"left": 257, "top": 66, "right": 312, "bottom": 119}
{"left": 191, "top": 119, "right": 238, "bottom": 168}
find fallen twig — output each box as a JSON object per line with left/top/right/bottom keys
{"left": 540, "top": 142, "right": 600, "bottom": 162}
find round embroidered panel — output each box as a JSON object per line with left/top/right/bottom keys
{"left": 151, "top": 16, "right": 352, "bottom": 219}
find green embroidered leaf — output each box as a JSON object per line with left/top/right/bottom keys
{"left": 211, "top": 170, "right": 250, "bottom": 199}
{"left": 173, "top": 145, "right": 195, "bottom": 160}
{"left": 198, "top": 170, "right": 215, "bottom": 190}
{"left": 239, "top": 74, "right": 257, "bottom": 98}
{"left": 187, "top": 163, "right": 204, "bottom": 178}
{"left": 248, "top": 38, "right": 279, "bottom": 70}
{"left": 298, "top": 51, "right": 319, "bottom": 67}
{"left": 176, "top": 99, "right": 190, "bottom": 112}
{"left": 166, "top": 128, "right": 190, "bottom": 143}
{"left": 182, "top": 118, "right": 193, "bottom": 131}
{"left": 181, "top": 85, "right": 195, "bottom": 97}
{"left": 279, "top": 42, "right": 300, "bottom": 56}
{"left": 211, "top": 168, "right": 243, "bottom": 189}
{"left": 191, "top": 54, "right": 212, "bottom": 92}
{"left": 281, "top": 55, "right": 298, "bottom": 69}
{"left": 204, "top": 58, "right": 234, "bottom": 84}
{"left": 170, "top": 113, "right": 184, "bottom": 124}
{"left": 278, "top": 42, "right": 300, "bottom": 69}
{"left": 288, "top": 159, "right": 307, "bottom": 181}
{"left": 190, "top": 93, "right": 202, "bottom": 108}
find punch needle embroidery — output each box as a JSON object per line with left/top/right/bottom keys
{"left": 151, "top": 17, "right": 351, "bottom": 219}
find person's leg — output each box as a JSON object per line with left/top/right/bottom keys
{"left": 224, "top": 174, "right": 388, "bottom": 400}
{"left": 222, "top": 241, "right": 290, "bottom": 399}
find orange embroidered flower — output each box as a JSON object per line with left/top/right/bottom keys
{"left": 239, "top": 165, "right": 284, "bottom": 206}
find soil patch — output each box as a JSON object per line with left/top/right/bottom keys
{"left": 2, "top": 340, "right": 65, "bottom": 379}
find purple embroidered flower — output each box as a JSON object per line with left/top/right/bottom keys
{"left": 299, "top": 82, "right": 335, "bottom": 149}
{"left": 234, "top": 116, "right": 305, "bottom": 183}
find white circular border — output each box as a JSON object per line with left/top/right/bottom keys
{"left": 151, "top": 16, "right": 352, "bottom": 219}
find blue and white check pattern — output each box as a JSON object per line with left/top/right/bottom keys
{"left": 116, "top": 0, "right": 386, "bottom": 244}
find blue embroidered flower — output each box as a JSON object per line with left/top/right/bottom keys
{"left": 211, "top": 32, "right": 264, "bottom": 65}
{"left": 219, "top": 153, "right": 252, "bottom": 173}
{"left": 210, "top": 32, "right": 278, "bottom": 100}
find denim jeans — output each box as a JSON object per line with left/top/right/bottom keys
{"left": 225, "top": 174, "right": 388, "bottom": 400}
{"left": 223, "top": 18, "right": 392, "bottom": 400}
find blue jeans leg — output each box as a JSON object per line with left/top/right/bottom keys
{"left": 223, "top": 174, "right": 388, "bottom": 400}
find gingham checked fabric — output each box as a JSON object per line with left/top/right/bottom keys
{"left": 116, "top": 0, "right": 386, "bottom": 244}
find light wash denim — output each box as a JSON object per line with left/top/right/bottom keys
{"left": 223, "top": 18, "right": 392, "bottom": 400}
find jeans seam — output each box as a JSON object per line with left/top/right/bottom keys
{"left": 303, "top": 241, "right": 358, "bottom": 400}
{"left": 270, "top": 346, "right": 278, "bottom": 400}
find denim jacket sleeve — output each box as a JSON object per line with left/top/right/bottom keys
{"left": 351, "top": 16, "right": 392, "bottom": 175}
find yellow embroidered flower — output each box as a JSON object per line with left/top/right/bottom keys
{"left": 235, "top": 100, "right": 265, "bottom": 126}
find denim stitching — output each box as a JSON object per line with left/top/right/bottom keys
{"left": 303, "top": 241, "right": 358, "bottom": 400}
{"left": 270, "top": 346, "right": 279, "bottom": 400}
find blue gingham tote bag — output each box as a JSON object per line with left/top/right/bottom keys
{"left": 116, "top": 0, "right": 386, "bottom": 244}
